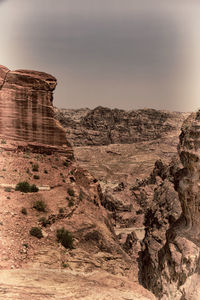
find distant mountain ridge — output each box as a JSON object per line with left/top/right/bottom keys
{"left": 55, "top": 106, "right": 189, "bottom": 147}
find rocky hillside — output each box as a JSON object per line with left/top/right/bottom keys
{"left": 55, "top": 106, "right": 188, "bottom": 147}
{"left": 0, "top": 66, "right": 155, "bottom": 300}
{"left": 56, "top": 105, "right": 200, "bottom": 300}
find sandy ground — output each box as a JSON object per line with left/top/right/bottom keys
{"left": 0, "top": 268, "right": 156, "bottom": 300}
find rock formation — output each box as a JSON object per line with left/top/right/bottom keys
{"left": 55, "top": 106, "right": 188, "bottom": 147}
{"left": 141, "top": 111, "right": 200, "bottom": 299}
{"left": 0, "top": 65, "right": 67, "bottom": 147}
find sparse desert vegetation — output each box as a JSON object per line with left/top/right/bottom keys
{"left": 33, "top": 200, "right": 46, "bottom": 212}
{"left": 29, "top": 227, "right": 43, "bottom": 239}
{"left": 56, "top": 227, "right": 73, "bottom": 249}
{"left": 15, "top": 181, "right": 39, "bottom": 193}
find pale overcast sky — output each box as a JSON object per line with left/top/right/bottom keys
{"left": 0, "top": 0, "right": 200, "bottom": 111}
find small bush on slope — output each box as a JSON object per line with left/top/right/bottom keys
{"left": 39, "top": 217, "right": 50, "bottom": 227}
{"left": 15, "top": 181, "right": 39, "bottom": 193}
{"left": 67, "top": 188, "right": 75, "bottom": 197}
{"left": 32, "top": 163, "right": 39, "bottom": 172}
{"left": 21, "top": 207, "right": 27, "bottom": 215}
{"left": 30, "top": 227, "right": 43, "bottom": 239}
{"left": 56, "top": 227, "right": 73, "bottom": 249}
{"left": 33, "top": 200, "right": 46, "bottom": 212}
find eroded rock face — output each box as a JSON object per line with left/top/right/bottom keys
{"left": 176, "top": 111, "right": 200, "bottom": 243}
{"left": 141, "top": 111, "right": 200, "bottom": 299}
{"left": 0, "top": 65, "right": 67, "bottom": 147}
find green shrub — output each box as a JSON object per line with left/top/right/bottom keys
{"left": 33, "top": 175, "right": 40, "bottom": 180}
{"left": 21, "top": 207, "right": 27, "bottom": 215}
{"left": 30, "top": 227, "right": 43, "bottom": 239}
{"left": 68, "top": 197, "right": 74, "bottom": 207}
{"left": 56, "top": 227, "right": 73, "bottom": 249}
{"left": 33, "top": 200, "right": 46, "bottom": 212}
{"left": 39, "top": 217, "right": 50, "bottom": 227}
{"left": 32, "top": 163, "right": 39, "bottom": 172}
{"left": 67, "top": 188, "right": 75, "bottom": 197}
{"left": 1, "top": 139, "right": 6, "bottom": 144}
{"left": 15, "top": 181, "right": 38, "bottom": 193}
{"left": 30, "top": 184, "right": 39, "bottom": 192}
{"left": 62, "top": 262, "right": 68, "bottom": 268}
{"left": 59, "top": 207, "right": 64, "bottom": 214}
{"left": 44, "top": 169, "right": 48, "bottom": 174}
{"left": 4, "top": 187, "right": 11, "bottom": 192}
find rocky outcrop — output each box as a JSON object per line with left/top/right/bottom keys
{"left": 55, "top": 106, "right": 187, "bottom": 147}
{"left": 0, "top": 65, "right": 68, "bottom": 147}
{"left": 141, "top": 111, "right": 200, "bottom": 299}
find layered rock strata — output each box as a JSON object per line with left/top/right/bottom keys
{"left": 141, "top": 111, "right": 200, "bottom": 299}
{"left": 0, "top": 65, "right": 68, "bottom": 148}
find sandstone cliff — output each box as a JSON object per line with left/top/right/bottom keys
{"left": 56, "top": 106, "right": 187, "bottom": 147}
{"left": 0, "top": 65, "right": 67, "bottom": 147}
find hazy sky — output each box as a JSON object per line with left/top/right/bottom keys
{"left": 0, "top": 0, "right": 200, "bottom": 111}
